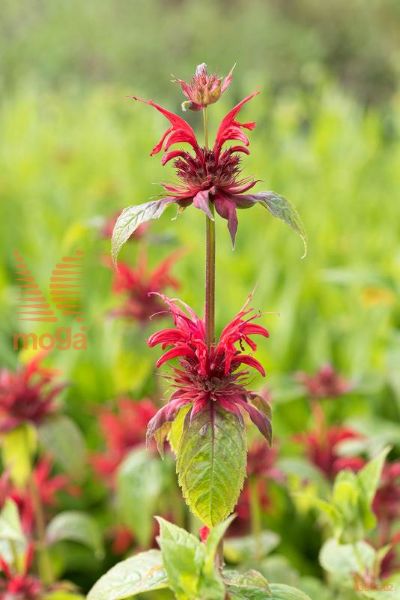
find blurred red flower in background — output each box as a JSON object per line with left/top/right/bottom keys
{"left": 0, "top": 354, "right": 64, "bottom": 433}
{"left": 296, "top": 425, "right": 364, "bottom": 480}
{"left": 0, "top": 546, "right": 43, "bottom": 599}
{"left": 91, "top": 398, "right": 157, "bottom": 481}
{"left": 0, "top": 458, "right": 74, "bottom": 535}
{"left": 146, "top": 296, "right": 271, "bottom": 446}
{"left": 173, "top": 62, "right": 234, "bottom": 111}
{"left": 297, "top": 364, "right": 351, "bottom": 399}
{"left": 108, "top": 251, "right": 181, "bottom": 324}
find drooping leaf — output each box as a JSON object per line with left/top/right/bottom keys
{"left": 39, "top": 415, "right": 86, "bottom": 481}
{"left": 1, "top": 423, "right": 37, "bottom": 487}
{"left": 319, "top": 538, "right": 376, "bottom": 577}
{"left": 46, "top": 511, "right": 104, "bottom": 559}
{"left": 177, "top": 408, "right": 246, "bottom": 527}
{"left": 156, "top": 517, "right": 205, "bottom": 599}
{"left": 224, "top": 531, "right": 280, "bottom": 564}
{"left": 168, "top": 404, "right": 192, "bottom": 455}
{"left": 116, "top": 448, "right": 163, "bottom": 547}
{"left": 223, "top": 569, "right": 272, "bottom": 599}
{"left": 87, "top": 550, "right": 168, "bottom": 600}
{"left": 269, "top": 583, "right": 312, "bottom": 600}
{"left": 254, "top": 192, "right": 307, "bottom": 258}
{"left": 112, "top": 199, "right": 172, "bottom": 263}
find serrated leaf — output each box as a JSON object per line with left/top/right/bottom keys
{"left": 269, "top": 583, "right": 312, "bottom": 600}
{"left": 168, "top": 404, "right": 192, "bottom": 455}
{"left": 156, "top": 517, "right": 205, "bottom": 599}
{"left": 39, "top": 415, "right": 86, "bottom": 481}
{"left": 1, "top": 423, "right": 37, "bottom": 487}
{"left": 224, "top": 531, "right": 280, "bottom": 564}
{"left": 255, "top": 192, "right": 307, "bottom": 258}
{"left": 116, "top": 448, "right": 163, "bottom": 547}
{"left": 46, "top": 511, "right": 104, "bottom": 559}
{"left": 177, "top": 408, "right": 246, "bottom": 527}
{"left": 224, "top": 569, "right": 271, "bottom": 599}
{"left": 87, "top": 550, "right": 168, "bottom": 600}
{"left": 111, "top": 199, "right": 172, "bottom": 263}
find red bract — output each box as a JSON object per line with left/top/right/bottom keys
{"left": 108, "top": 252, "right": 181, "bottom": 324}
{"left": 131, "top": 92, "right": 275, "bottom": 246}
{"left": 296, "top": 426, "right": 364, "bottom": 480}
{"left": 0, "top": 354, "right": 63, "bottom": 433}
{"left": 0, "top": 546, "right": 43, "bottom": 599}
{"left": 373, "top": 462, "right": 400, "bottom": 525}
{"left": 297, "top": 364, "right": 351, "bottom": 399}
{"left": 92, "top": 398, "right": 158, "bottom": 480}
{"left": 173, "top": 62, "right": 234, "bottom": 111}
{"left": 146, "top": 296, "right": 271, "bottom": 445}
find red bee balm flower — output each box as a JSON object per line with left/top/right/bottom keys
{"left": 146, "top": 296, "right": 271, "bottom": 446}
{"left": 0, "top": 546, "right": 43, "bottom": 599}
{"left": 297, "top": 364, "right": 351, "bottom": 399}
{"left": 0, "top": 354, "right": 63, "bottom": 433}
{"left": 173, "top": 62, "right": 234, "bottom": 111}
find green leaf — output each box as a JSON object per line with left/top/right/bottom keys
{"left": 0, "top": 499, "right": 25, "bottom": 544}
{"left": 319, "top": 538, "right": 376, "bottom": 577}
{"left": 224, "top": 531, "right": 280, "bottom": 564}
{"left": 168, "top": 404, "right": 192, "bottom": 455}
{"left": 177, "top": 408, "right": 246, "bottom": 527}
{"left": 116, "top": 448, "right": 163, "bottom": 547}
{"left": 223, "top": 569, "right": 272, "bottom": 599}
{"left": 1, "top": 423, "right": 37, "bottom": 487}
{"left": 156, "top": 517, "right": 205, "bottom": 599}
{"left": 269, "top": 583, "right": 312, "bottom": 600}
{"left": 87, "top": 550, "right": 168, "bottom": 600}
{"left": 112, "top": 199, "right": 172, "bottom": 263}
{"left": 204, "top": 515, "right": 236, "bottom": 570}
{"left": 44, "top": 594, "right": 85, "bottom": 600}
{"left": 39, "top": 415, "right": 86, "bottom": 481}
{"left": 46, "top": 511, "right": 104, "bottom": 559}
{"left": 199, "top": 517, "right": 236, "bottom": 600}
{"left": 255, "top": 192, "right": 307, "bottom": 258}
{"left": 358, "top": 447, "right": 390, "bottom": 505}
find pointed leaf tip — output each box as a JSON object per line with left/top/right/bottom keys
{"left": 255, "top": 191, "right": 307, "bottom": 258}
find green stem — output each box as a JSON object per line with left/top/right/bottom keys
{"left": 249, "top": 477, "right": 262, "bottom": 561}
{"left": 29, "top": 475, "right": 54, "bottom": 585}
{"left": 203, "top": 107, "right": 216, "bottom": 348}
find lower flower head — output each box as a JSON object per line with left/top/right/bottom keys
{"left": 146, "top": 295, "right": 272, "bottom": 448}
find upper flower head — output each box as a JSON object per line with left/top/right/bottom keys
{"left": 0, "top": 354, "right": 63, "bottom": 433}
{"left": 108, "top": 251, "right": 181, "bottom": 324}
{"left": 131, "top": 92, "right": 262, "bottom": 246}
{"left": 173, "top": 63, "right": 235, "bottom": 111}
{"left": 146, "top": 295, "right": 271, "bottom": 446}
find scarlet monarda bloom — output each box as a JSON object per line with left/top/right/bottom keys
{"left": 0, "top": 546, "right": 42, "bottom": 599}
{"left": 131, "top": 92, "right": 267, "bottom": 246}
{"left": 0, "top": 354, "right": 63, "bottom": 432}
{"left": 146, "top": 296, "right": 271, "bottom": 446}
{"left": 297, "top": 364, "right": 351, "bottom": 399}
{"left": 173, "top": 62, "right": 234, "bottom": 111}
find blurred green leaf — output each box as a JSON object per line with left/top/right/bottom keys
{"left": 87, "top": 550, "right": 168, "bottom": 600}
{"left": 224, "top": 531, "right": 280, "bottom": 564}
{"left": 1, "top": 423, "right": 37, "bottom": 487}
{"left": 46, "top": 511, "right": 104, "bottom": 559}
{"left": 39, "top": 415, "right": 86, "bottom": 481}
{"left": 116, "top": 447, "right": 164, "bottom": 547}
{"left": 269, "top": 583, "right": 312, "bottom": 599}
{"left": 223, "top": 569, "right": 271, "bottom": 599}
{"left": 319, "top": 538, "right": 375, "bottom": 577}
{"left": 176, "top": 408, "right": 246, "bottom": 527}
